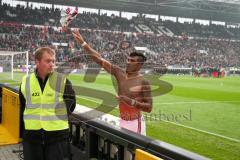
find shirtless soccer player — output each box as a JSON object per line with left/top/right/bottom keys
{"left": 72, "top": 29, "right": 152, "bottom": 135}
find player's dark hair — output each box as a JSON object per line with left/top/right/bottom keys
{"left": 129, "top": 52, "right": 147, "bottom": 62}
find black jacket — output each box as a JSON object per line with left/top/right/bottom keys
{"left": 19, "top": 71, "right": 76, "bottom": 144}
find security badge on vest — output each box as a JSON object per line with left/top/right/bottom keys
{"left": 21, "top": 72, "right": 69, "bottom": 131}
{"left": 32, "top": 92, "right": 53, "bottom": 97}
{"left": 32, "top": 92, "right": 40, "bottom": 96}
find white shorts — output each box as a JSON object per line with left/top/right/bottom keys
{"left": 120, "top": 116, "right": 146, "bottom": 135}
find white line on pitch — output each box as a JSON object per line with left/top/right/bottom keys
{"left": 155, "top": 101, "right": 240, "bottom": 105}
{"left": 76, "top": 96, "right": 240, "bottom": 143}
{"left": 158, "top": 119, "right": 240, "bottom": 143}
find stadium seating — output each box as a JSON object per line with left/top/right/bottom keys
{"left": 0, "top": 3, "right": 239, "bottom": 69}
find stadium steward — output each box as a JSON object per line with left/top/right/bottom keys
{"left": 19, "top": 47, "right": 76, "bottom": 160}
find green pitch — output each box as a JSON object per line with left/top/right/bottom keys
{"left": 0, "top": 72, "right": 240, "bottom": 160}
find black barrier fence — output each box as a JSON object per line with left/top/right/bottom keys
{"left": 70, "top": 113, "right": 209, "bottom": 160}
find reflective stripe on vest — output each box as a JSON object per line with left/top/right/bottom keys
{"left": 24, "top": 114, "right": 68, "bottom": 121}
{"left": 22, "top": 72, "right": 69, "bottom": 131}
{"left": 26, "top": 102, "right": 66, "bottom": 109}
{"left": 26, "top": 75, "right": 31, "bottom": 104}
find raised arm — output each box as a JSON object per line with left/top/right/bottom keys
{"left": 72, "top": 29, "right": 120, "bottom": 75}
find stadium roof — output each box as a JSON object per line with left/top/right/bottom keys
{"left": 208, "top": 0, "right": 240, "bottom": 4}
{"left": 18, "top": 0, "right": 240, "bottom": 23}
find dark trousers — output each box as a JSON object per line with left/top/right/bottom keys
{"left": 23, "top": 140, "right": 71, "bottom": 160}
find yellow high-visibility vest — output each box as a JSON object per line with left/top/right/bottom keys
{"left": 21, "top": 72, "right": 69, "bottom": 131}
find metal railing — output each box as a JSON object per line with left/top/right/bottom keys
{"left": 70, "top": 112, "right": 209, "bottom": 160}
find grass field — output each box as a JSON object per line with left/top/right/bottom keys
{"left": 0, "top": 72, "right": 240, "bottom": 160}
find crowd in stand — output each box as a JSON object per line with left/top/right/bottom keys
{"left": 1, "top": 3, "right": 240, "bottom": 38}
{"left": 0, "top": 3, "right": 240, "bottom": 69}
{"left": 0, "top": 3, "right": 136, "bottom": 32}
